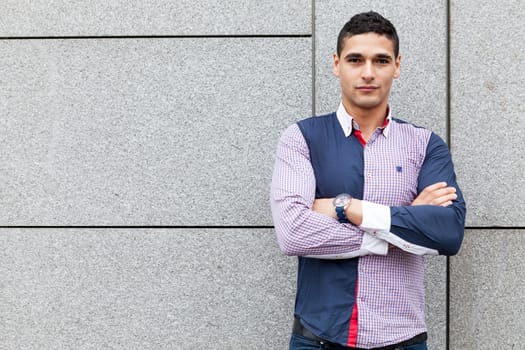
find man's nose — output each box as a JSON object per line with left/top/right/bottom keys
{"left": 362, "top": 61, "right": 374, "bottom": 80}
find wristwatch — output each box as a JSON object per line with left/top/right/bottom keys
{"left": 333, "top": 193, "right": 352, "bottom": 223}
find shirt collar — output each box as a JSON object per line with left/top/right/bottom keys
{"left": 336, "top": 102, "right": 392, "bottom": 138}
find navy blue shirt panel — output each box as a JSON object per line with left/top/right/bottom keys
{"left": 298, "top": 113, "right": 364, "bottom": 200}
{"left": 294, "top": 113, "right": 362, "bottom": 344}
{"left": 390, "top": 132, "right": 466, "bottom": 255}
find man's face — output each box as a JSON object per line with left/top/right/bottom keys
{"left": 333, "top": 33, "right": 400, "bottom": 114}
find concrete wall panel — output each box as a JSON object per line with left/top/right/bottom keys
{"left": 449, "top": 229, "right": 525, "bottom": 349}
{"left": 0, "top": 38, "right": 311, "bottom": 226}
{"left": 424, "top": 256, "right": 447, "bottom": 350}
{"left": 450, "top": 0, "right": 525, "bottom": 226}
{"left": 0, "top": 1, "right": 311, "bottom": 36}
{"left": 0, "top": 228, "right": 295, "bottom": 349}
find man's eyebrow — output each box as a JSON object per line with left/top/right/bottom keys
{"left": 376, "top": 53, "right": 394, "bottom": 60}
{"left": 343, "top": 53, "right": 394, "bottom": 60}
{"left": 343, "top": 53, "right": 363, "bottom": 59}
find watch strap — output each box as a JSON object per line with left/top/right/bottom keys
{"left": 335, "top": 206, "right": 350, "bottom": 223}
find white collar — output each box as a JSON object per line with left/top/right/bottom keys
{"left": 336, "top": 102, "right": 392, "bottom": 138}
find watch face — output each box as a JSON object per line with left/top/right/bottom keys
{"left": 333, "top": 193, "right": 352, "bottom": 207}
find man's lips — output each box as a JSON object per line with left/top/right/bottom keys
{"left": 356, "top": 85, "right": 379, "bottom": 91}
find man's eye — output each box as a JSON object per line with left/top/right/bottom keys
{"left": 377, "top": 59, "right": 390, "bottom": 64}
{"left": 348, "top": 58, "right": 361, "bottom": 63}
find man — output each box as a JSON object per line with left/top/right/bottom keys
{"left": 270, "top": 11, "right": 466, "bottom": 350}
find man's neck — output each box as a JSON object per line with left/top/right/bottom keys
{"left": 343, "top": 102, "right": 388, "bottom": 140}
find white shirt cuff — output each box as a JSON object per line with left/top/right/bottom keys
{"left": 359, "top": 200, "right": 439, "bottom": 256}
{"left": 360, "top": 200, "right": 391, "bottom": 233}
{"left": 361, "top": 232, "right": 388, "bottom": 255}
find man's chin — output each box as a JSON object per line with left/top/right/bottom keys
{"left": 354, "top": 99, "right": 382, "bottom": 110}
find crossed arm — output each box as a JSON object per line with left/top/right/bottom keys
{"left": 312, "top": 182, "right": 458, "bottom": 254}
{"left": 270, "top": 124, "right": 466, "bottom": 258}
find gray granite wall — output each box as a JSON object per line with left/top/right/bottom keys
{"left": 0, "top": 1, "right": 522, "bottom": 349}
{"left": 449, "top": 0, "right": 525, "bottom": 348}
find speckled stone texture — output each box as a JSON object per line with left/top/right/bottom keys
{"left": 0, "top": 228, "right": 296, "bottom": 349}
{"left": 0, "top": 38, "right": 311, "bottom": 226}
{"left": 423, "top": 256, "right": 447, "bottom": 350}
{"left": 314, "top": 2, "right": 448, "bottom": 349}
{"left": 450, "top": 0, "right": 525, "bottom": 226}
{"left": 449, "top": 229, "right": 525, "bottom": 349}
{"left": 315, "top": 0, "right": 448, "bottom": 136}
{"left": 0, "top": 1, "right": 311, "bottom": 36}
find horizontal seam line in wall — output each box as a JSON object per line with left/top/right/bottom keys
{"left": 1, "top": 226, "right": 521, "bottom": 230}
{"left": 0, "top": 34, "right": 312, "bottom": 40}
{"left": 0, "top": 226, "right": 275, "bottom": 229}
{"left": 0, "top": 226, "right": 522, "bottom": 230}
{"left": 465, "top": 226, "right": 525, "bottom": 230}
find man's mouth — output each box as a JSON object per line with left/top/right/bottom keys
{"left": 356, "top": 85, "right": 379, "bottom": 91}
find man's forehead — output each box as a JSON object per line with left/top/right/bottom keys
{"left": 340, "top": 33, "right": 396, "bottom": 57}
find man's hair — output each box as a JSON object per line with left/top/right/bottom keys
{"left": 336, "top": 11, "right": 399, "bottom": 58}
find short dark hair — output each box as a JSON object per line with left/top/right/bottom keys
{"left": 336, "top": 11, "right": 399, "bottom": 58}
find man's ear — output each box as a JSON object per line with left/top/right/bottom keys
{"left": 393, "top": 55, "right": 401, "bottom": 79}
{"left": 333, "top": 52, "right": 340, "bottom": 78}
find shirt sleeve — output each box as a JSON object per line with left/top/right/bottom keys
{"left": 361, "top": 133, "right": 466, "bottom": 256}
{"left": 270, "top": 124, "right": 387, "bottom": 259}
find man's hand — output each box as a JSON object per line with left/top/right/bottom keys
{"left": 412, "top": 182, "right": 457, "bottom": 207}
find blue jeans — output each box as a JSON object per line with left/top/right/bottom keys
{"left": 289, "top": 332, "right": 428, "bottom": 350}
